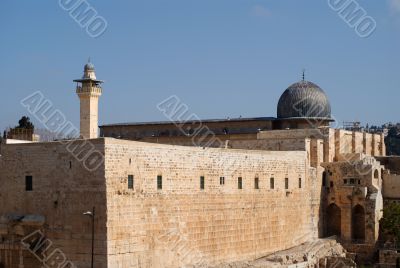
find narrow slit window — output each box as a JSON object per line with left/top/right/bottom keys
{"left": 285, "top": 178, "right": 289, "bottom": 190}
{"left": 254, "top": 177, "right": 259, "bottom": 189}
{"left": 298, "top": 178, "right": 302, "bottom": 189}
{"left": 25, "top": 176, "right": 33, "bottom": 191}
{"left": 157, "top": 175, "right": 162, "bottom": 190}
{"left": 220, "top": 177, "right": 225, "bottom": 185}
{"left": 270, "top": 177, "right": 274, "bottom": 189}
{"left": 238, "top": 177, "right": 243, "bottom": 189}
{"left": 200, "top": 176, "right": 205, "bottom": 190}
{"left": 128, "top": 175, "right": 134, "bottom": 189}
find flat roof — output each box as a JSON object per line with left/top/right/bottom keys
{"left": 99, "top": 117, "right": 277, "bottom": 128}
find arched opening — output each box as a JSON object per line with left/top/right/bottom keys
{"left": 374, "top": 169, "right": 379, "bottom": 179}
{"left": 326, "top": 203, "right": 341, "bottom": 237}
{"left": 352, "top": 205, "right": 366, "bottom": 242}
{"left": 322, "top": 171, "right": 327, "bottom": 187}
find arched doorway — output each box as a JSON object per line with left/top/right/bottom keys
{"left": 326, "top": 203, "right": 341, "bottom": 237}
{"left": 352, "top": 205, "right": 365, "bottom": 242}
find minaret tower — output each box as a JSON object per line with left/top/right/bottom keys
{"left": 74, "top": 59, "right": 103, "bottom": 139}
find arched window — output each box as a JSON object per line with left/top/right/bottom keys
{"left": 326, "top": 203, "right": 341, "bottom": 237}
{"left": 374, "top": 169, "right": 379, "bottom": 179}
{"left": 352, "top": 205, "right": 365, "bottom": 242}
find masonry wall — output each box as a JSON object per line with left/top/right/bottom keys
{"left": 382, "top": 173, "right": 400, "bottom": 200}
{"left": 0, "top": 140, "right": 108, "bottom": 268}
{"left": 103, "top": 138, "right": 318, "bottom": 267}
{"left": 322, "top": 156, "right": 384, "bottom": 262}
{"left": 334, "top": 130, "right": 385, "bottom": 158}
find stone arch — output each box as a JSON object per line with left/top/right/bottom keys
{"left": 374, "top": 169, "right": 379, "bottom": 179}
{"left": 352, "top": 204, "right": 366, "bottom": 241}
{"left": 326, "top": 203, "right": 341, "bottom": 237}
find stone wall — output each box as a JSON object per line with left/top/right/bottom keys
{"left": 103, "top": 138, "right": 318, "bottom": 267}
{"left": 382, "top": 173, "right": 400, "bottom": 200}
{"left": 0, "top": 139, "right": 108, "bottom": 268}
{"left": 321, "top": 156, "right": 384, "bottom": 261}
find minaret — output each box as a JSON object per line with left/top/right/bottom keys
{"left": 74, "top": 59, "right": 103, "bottom": 139}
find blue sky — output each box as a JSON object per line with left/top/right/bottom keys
{"left": 1, "top": 0, "right": 400, "bottom": 133}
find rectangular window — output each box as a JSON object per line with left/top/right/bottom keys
{"left": 285, "top": 178, "right": 289, "bottom": 190}
{"left": 157, "top": 175, "right": 162, "bottom": 190}
{"left": 350, "top": 178, "right": 355, "bottom": 185}
{"left": 220, "top": 177, "right": 225, "bottom": 185}
{"left": 330, "top": 181, "right": 334, "bottom": 188}
{"left": 270, "top": 177, "right": 274, "bottom": 189}
{"left": 254, "top": 177, "right": 259, "bottom": 189}
{"left": 298, "top": 178, "right": 302, "bottom": 189}
{"left": 358, "top": 180, "right": 361, "bottom": 185}
{"left": 344, "top": 179, "right": 348, "bottom": 185}
{"left": 25, "top": 176, "right": 33, "bottom": 191}
{"left": 128, "top": 175, "right": 134, "bottom": 189}
{"left": 238, "top": 177, "right": 242, "bottom": 189}
{"left": 200, "top": 176, "right": 205, "bottom": 190}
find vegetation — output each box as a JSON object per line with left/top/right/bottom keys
{"left": 386, "top": 125, "right": 400, "bottom": 156}
{"left": 380, "top": 202, "right": 400, "bottom": 248}
{"left": 15, "top": 116, "right": 34, "bottom": 130}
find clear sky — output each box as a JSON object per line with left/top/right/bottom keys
{"left": 1, "top": 0, "right": 399, "bottom": 134}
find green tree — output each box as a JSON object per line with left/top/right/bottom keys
{"left": 388, "top": 127, "right": 398, "bottom": 138}
{"left": 16, "top": 116, "right": 34, "bottom": 130}
{"left": 381, "top": 203, "right": 400, "bottom": 248}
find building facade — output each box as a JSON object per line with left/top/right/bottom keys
{"left": 0, "top": 62, "right": 398, "bottom": 267}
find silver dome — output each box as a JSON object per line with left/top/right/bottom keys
{"left": 277, "top": 81, "right": 332, "bottom": 119}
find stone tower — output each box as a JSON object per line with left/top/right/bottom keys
{"left": 74, "top": 60, "right": 103, "bottom": 139}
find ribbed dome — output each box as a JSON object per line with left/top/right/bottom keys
{"left": 277, "top": 81, "right": 331, "bottom": 119}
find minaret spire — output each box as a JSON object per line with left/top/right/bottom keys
{"left": 302, "top": 69, "right": 305, "bottom": 81}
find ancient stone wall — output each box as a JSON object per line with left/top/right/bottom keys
{"left": 0, "top": 140, "right": 108, "bottom": 268}
{"left": 335, "top": 130, "right": 385, "bottom": 159}
{"left": 382, "top": 173, "right": 400, "bottom": 200}
{"left": 103, "top": 138, "right": 318, "bottom": 267}
{"left": 322, "top": 157, "right": 384, "bottom": 251}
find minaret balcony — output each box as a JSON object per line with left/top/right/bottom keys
{"left": 76, "top": 85, "right": 103, "bottom": 96}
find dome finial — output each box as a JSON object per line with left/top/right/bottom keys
{"left": 302, "top": 69, "right": 305, "bottom": 81}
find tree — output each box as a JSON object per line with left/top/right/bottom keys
{"left": 388, "top": 127, "right": 398, "bottom": 138}
{"left": 16, "top": 116, "right": 34, "bottom": 130}
{"left": 380, "top": 202, "right": 400, "bottom": 248}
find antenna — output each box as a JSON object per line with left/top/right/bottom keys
{"left": 302, "top": 69, "right": 305, "bottom": 81}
